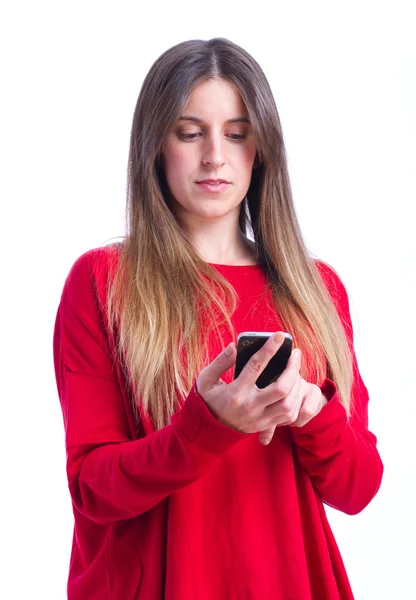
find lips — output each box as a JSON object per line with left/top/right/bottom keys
{"left": 196, "top": 180, "right": 230, "bottom": 193}
{"left": 196, "top": 179, "right": 230, "bottom": 184}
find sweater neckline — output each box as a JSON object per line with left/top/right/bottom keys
{"left": 208, "top": 262, "right": 261, "bottom": 269}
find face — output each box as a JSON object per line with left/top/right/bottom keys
{"left": 160, "top": 78, "right": 257, "bottom": 226}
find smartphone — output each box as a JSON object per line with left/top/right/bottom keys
{"left": 234, "top": 331, "right": 293, "bottom": 389}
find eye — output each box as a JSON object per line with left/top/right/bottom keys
{"left": 227, "top": 134, "right": 246, "bottom": 141}
{"left": 178, "top": 132, "right": 246, "bottom": 141}
{"left": 178, "top": 133, "right": 201, "bottom": 140}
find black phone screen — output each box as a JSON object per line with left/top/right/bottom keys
{"left": 234, "top": 333, "right": 293, "bottom": 389}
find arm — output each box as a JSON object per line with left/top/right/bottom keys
{"left": 53, "top": 250, "right": 246, "bottom": 525}
{"left": 290, "top": 262, "right": 384, "bottom": 515}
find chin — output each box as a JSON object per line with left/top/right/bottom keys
{"left": 198, "top": 206, "right": 238, "bottom": 219}
{"left": 198, "top": 200, "right": 242, "bottom": 217}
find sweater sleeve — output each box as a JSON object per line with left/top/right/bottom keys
{"left": 290, "top": 262, "right": 384, "bottom": 515}
{"left": 53, "top": 249, "right": 246, "bottom": 525}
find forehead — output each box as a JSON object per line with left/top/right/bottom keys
{"left": 181, "top": 78, "right": 249, "bottom": 123}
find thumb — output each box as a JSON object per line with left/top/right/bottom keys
{"left": 259, "top": 425, "right": 276, "bottom": 446}
{"left": 198, "top": 343, "right": 236, "bottom": 390}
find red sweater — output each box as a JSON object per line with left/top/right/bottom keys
{"left": 53, "top": 246, "right": 383, "bottom": 600}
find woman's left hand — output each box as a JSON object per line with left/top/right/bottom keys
{"left": 259, "top": 348, "right": 328, "bottom": 445}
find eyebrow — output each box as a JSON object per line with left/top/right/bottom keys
{"left": 178, "top": 115, "right": 251, "bottom": 125}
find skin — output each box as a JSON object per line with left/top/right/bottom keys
{"left": 197, "top": 334, "right": 328, "bottom": 444}
{"left": 161, "top": 77, "right": 257, "bottom": 264}
{"left": 161, "top": 78, "right": 328, "bottom": 444}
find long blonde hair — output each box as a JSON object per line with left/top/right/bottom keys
{"left": 106, "top": 38, "right": 353, "bottom": 430}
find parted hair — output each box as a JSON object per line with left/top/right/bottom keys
{"left": 106, "top": 37, "right": 353, "bottom": 430}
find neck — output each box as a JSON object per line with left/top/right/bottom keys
{"left": 177, "top": 213, "right": 257, "bottom": 266}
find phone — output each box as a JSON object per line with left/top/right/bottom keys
{"left": 234, "top": 331, "right": 293, "bottom": 389}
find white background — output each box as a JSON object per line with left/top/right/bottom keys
{"left": 1, "top": 1, "right": 415, "bottom": 598}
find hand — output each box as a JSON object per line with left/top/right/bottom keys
{"left": 258, "top": 353, "right": 329, "bottom": 444}
{"left": 196, "top": 333, "right": 328, "bottom": 445}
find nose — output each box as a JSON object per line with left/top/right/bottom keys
{"left": 201, "top": 133, "right": 226, "bottom": 168}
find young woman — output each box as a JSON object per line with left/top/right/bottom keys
{"left": 53, "top": 37, "right": 383, "bottom": 599}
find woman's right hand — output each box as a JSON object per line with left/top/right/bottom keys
{"left": 196, "top": 332, "right": 301, "bottom": 443}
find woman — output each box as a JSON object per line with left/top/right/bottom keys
{"left": 53, "top": 37, "right": 383, "bottom": 599}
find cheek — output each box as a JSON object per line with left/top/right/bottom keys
{"left": 236, "top": 143, "right": 257, "bottom": 172}
{"left": 164, "top": 148, "right": 194, "bottom": 185}
{"left": 237, "top": 154, "right": 256, "bottom": 183}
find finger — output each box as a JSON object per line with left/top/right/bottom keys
{"left": 292, "top": 383, "right": 324, "bottom": 427}
{"left": 236, "top": 332, "right": 286, "bottom": 389}
{"left": 265, "top": 372, "right": 303, "bottom": 426}
{"left": 285, "top": 346, "right": 301, "bottom": 373}
{"left": 259, "top": 425, "right": 276, "bottom": 445}
{"left": 197, "top": 343, "right": 237, "bottom": 390}
{"left": 262, "top": 348, "right": 301, "bottom": 407}
{"left": 259, "top": 355, "right": 302, "bottom": 441}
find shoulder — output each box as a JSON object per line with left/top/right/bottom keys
{"left": 313, "top": 259, "right": 350, "bottom": 309}
{"left": 55, "top": 245, "right": 124, "bottom": 384}
{"left": 313, "top": 258, "right": 354, "bottom": 341}
{"left": 65, "top": 243, "right": 121, "bottom": 283}
{"left": 61, "top": 243, "right": 122, "bottom": 309}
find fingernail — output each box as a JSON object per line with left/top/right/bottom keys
{"left": 224, "top": 343, "right": 233, "bottom": 356}
{"left": 272, "top": 332, "right": 284, "bottom": 344}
